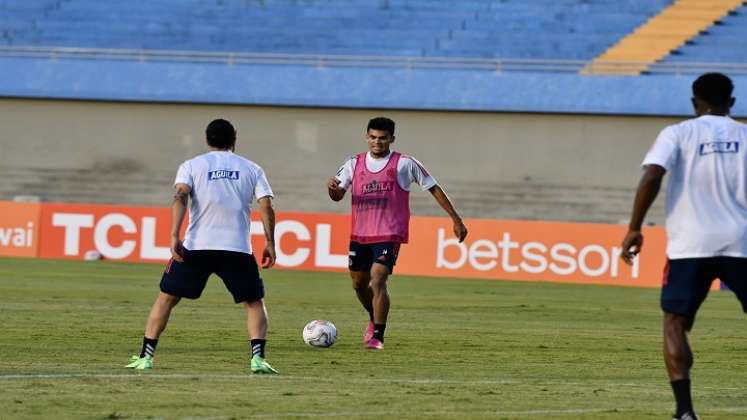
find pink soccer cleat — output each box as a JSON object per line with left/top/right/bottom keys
{"left": 365, "top": 338, "right": 384, "bottom": 350}
{"left": 363, "top": 321, "right": 375, "bottom": 343}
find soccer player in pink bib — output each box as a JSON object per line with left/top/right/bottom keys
{"left": 327, "top": 117, "right": 468, "bottom": 349}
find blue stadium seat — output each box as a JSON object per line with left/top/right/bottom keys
{"left": 0, "top": 0, "right": 673, "bottom": 60}
{"left": 658, "top": 5, "right": 747, "bottom": 64}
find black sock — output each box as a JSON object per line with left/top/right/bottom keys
{"left": 250, "top": 339, "right": 266, "bottom": 358}
{"left": 373, "top": 323, "right": 386, "bottom": 342}
{"left": 368, "top": 310, "right": 374, "bottom": 322}
{"left": 140, "top": 337, "right": 158, "bottom": 358}
{"left": 671, "top": 379, "right": 694, "bottom": 417}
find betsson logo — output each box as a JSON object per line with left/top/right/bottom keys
{"left": 436, "top": 229, "right": 639, "bottom": 279}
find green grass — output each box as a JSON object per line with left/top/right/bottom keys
{"left": 0, "top": 257, "right": 745, "bottom": 419}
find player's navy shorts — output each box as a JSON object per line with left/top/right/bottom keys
{"left": 349, "top": 241, "right": 401, "bottom": 274}
{"left": 662, "top": 257, "right": 747, "bottom": 319}
{"left": 161, "top": 249, "right": 265, "bottom": 303}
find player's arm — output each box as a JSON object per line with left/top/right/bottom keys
{"left": 429, "top": 185, "right": 468, "bottom": 243}
{"left": 170, "top": 183, "right": 191, "bottom": 262}
{"left": 328, "top": 158, "right": 353, "bottom": 202}
{"left": 327, "top": 177, "right": 346, "bottom": 201}
{"left": 621, "top": 164, "right": 666, "bottom": 265}
{"left": 257, "top": 196, "right": 276, "bottom": 268}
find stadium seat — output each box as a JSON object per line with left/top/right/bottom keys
{"left": 0, "top": 0, "right": 670, "bottom": 60}
{"left": 585, "top": 0, "right": 745, "bottom": 75}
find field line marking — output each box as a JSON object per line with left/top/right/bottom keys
{"left": 0, "top": 373, "right": 516, "bottom": 384}
{"left": 239, "top": 406, "right": 747, "bottom": 418}
{"left": 0, "top": 373, "right": 744, "bottom": 393}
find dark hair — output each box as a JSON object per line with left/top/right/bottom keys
{"left": 692, "top": 73, "right": 734, "bottom": 107}
{"left": 206, "top": 118, "right": 236, "bottom": 149}
{"left": 367, "top": 117, "right": 395, "bottom": 136}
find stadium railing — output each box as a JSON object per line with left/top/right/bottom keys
{"left": 0, "top": 46, "right": 745, "bottom": 76}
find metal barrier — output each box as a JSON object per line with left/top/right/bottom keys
{"left": 0, "top": 46, "right": 745, "bottom": 76}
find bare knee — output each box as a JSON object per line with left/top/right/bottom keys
{"left": 369, "top": 269, "right": 389, "bottom": 295}
{"left": 156, "top": 292, "right": 180, "bottom": 308}
{"left": 350, "top": 271, "right": 370, "bottom": 292}
{"left": 244, "top": 299, "right": 265, "bottom": 310}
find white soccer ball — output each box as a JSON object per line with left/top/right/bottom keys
{"left": 302, "top": 320, "right": 337, "bottom": 348}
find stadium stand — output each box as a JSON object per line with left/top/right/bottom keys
{"left": 660, "top": 3, "right": 747, "bottom": 65}
{"left": 586, "top": 0, "right": 745, "bottom": 75}
{"left": 1, "top": 0, "right": 670, "bottom": 59}
{"left": 0, "top": 165, "right": 664, "bottom": 224}
{"left": 1, "top": 0, "right": 744, "bottom": 115}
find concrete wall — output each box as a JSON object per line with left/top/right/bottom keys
{"left": 2, "top": 98, "right": 730, "bottom": 223}
{"left": 0, "top": 97, "right": 682, "bottom": 181}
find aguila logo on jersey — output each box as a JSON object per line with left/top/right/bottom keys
{"left": 362, "top": 180, "right": 393, "bottom": 194}
{"left": 208, "top": 170, "right": 240, "bottom": 181}
{"left": 699, "top": 141, "right": 739, "bottom": 156}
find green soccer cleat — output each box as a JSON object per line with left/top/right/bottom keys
{"left": 250, "top": 355, "right": 278, "bottom": 374}
{"left": 125, "top": 355, "right": 153, "bottom": 370}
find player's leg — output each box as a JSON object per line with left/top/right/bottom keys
{"left": 366, "top": 243, "right": 400, "bottom": 349}
{"left": 369, "top": 262, "right": 390, "bottom": 341}
{"left": 216, "top": 251, "right": 277, "bottom": 373}
{"left": 126, "top": 291, "right": 181, "bottom": 369}
{"left": 350, "top": 271, "right": 374, "bottom": 321}
{"left": 143, "top": 291, "right": 181, "bottom": 346}
{"left": 243, "top": 298, "right": 276, "bottom": 373}
{"left": 126, "top": 251, "right": 210, "bottom": 369}
{"left": 663, "top": 313, "right": 700, "bottom": 420}
{"left": 661, "top": 258, "right": 713, "bottom": 420}
{"left": 663, "top": 313, "right": 694, "bottom": 380}
{"left": 244, "top": 299, "right": 277, "bottom": 374}
{"left": 244, "top": 299, "right": 268, "bottom": 339}
{"left": 349, "top": 241, "right": 376, "bottom": 341}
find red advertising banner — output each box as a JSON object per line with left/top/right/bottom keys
{"left": 2, "top": 200, "right": 685, "bottom": 288}
{"left": 0, "top": 201, "right": 40, "bottom": 258}
{"left": 399, "top": 217, "right": 668, "bottom": 288}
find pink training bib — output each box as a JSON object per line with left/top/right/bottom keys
{"left": 350, "top": 152, "right": 411, "bottom": 244}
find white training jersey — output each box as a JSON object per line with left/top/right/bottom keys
{"left": 174, "top": 150, "right": 273, "bottom": 254}
{"left": 642, "top": 115, "right": 747, "bottom": 259}
{"left": 334, "top": 151, "right": 438, "bottom": 192}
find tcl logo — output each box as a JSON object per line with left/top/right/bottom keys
{"left": 49, "top": 211, "right": 349, "bottom": 268}
{"left": 52, "top": 213, "right": 169, "bottom": 260}
{"left": 250, "top": 220, "right": 347, "bottom": 268}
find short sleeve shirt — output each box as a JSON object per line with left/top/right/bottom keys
{"left": 334, "top": 151, "right": 438, "bottom": 192}
{"left": 642, "top": 115, "right": 747, "bottom": 258}
{"left": 175, "top": 151, "right": 273, "bottom": 254}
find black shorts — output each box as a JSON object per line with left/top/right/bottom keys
{"left": 662, "top": 257, "right": 747, "bottom": 319}
{"left": 349, "top": 241, "right": 401, "bottom": 274}
{"left": 161, "top": 249, "right": 265, "bottom": 303}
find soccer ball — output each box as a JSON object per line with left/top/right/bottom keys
{"left": 302, "top": 320, "right": 337, "bottom": 347}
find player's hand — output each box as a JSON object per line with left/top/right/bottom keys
{"left": 170, "top": 237, "right": 186, "bottom": 262}
{"left": 327, "top": 177, "right": 342, "bottom": 190}
{"left": 453, "top": 219, "right": 468, "bottom": 243}
{"left": 621, "top": 230, "right": 643, "bottom": 265}
{"left": 261, "top": 243, "right": 276, "bottom": 269}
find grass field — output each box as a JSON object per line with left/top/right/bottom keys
{"left": 0, "top": 257, "right": 745, "bottom": 419}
